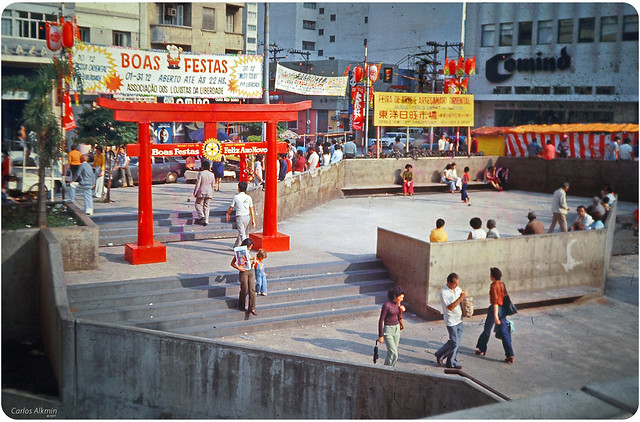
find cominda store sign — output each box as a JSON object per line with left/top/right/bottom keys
{"left": 485, "top": 47, "right": 571, "bottom": 83}
{"left": 72, "top": 43, "right": 263, "bottom": 99}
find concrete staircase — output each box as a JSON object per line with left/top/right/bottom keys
{"left": 91, "top": 210, "right": 238, "bottom": 246}
{"left": 67, "top": 259, "right": 393, "bottom": 338}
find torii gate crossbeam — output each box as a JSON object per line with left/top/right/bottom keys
{"left": 98, "top": 97, "right": 311, "bottom": 265}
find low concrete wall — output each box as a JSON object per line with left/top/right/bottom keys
{"left": 343, "top": 156, "right": 498, "bottom": 186}
{"left": 39, "top": 229, "right": 76, "bottom": 404}
{"left": 57, "top": 203, "right": 99, "bottom": 271}
{"left": 69, "top": 321, "right": 499, "bottom": 418}
{"left": 495, "top": 157, "right": 638, "bottom": 202}
{"left": 1, "top": 228, "right": 41, "bottom": 342}
{"left": 377, "top": 208, "right": 615, "bottom": 317}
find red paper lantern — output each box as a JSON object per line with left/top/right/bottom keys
{"left": 465, "top": 56, "right": 476, "bottom": 75}
{"left": 354, "top": 66, "right": 363, "bottom": 82}
{"left": 62, "top": 21, "right": 75, "bottom": 48}
{"left": 368, "top": 64, "right": 379, "bottom": 82}
{"left": 46, "top": 22, "right": 62, "bottom": 51}
{"left": 447, "top": 60, "right": 457, "bottom": 76}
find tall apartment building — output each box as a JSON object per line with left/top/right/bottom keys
{"left": 465, "top": 3, "right": 639, "bottom": 126}
{"left": 243, "top": 3, "right": 258, "bottom": 55}
{"left": 263, "top": 3, "right": 463, "bottom": 64}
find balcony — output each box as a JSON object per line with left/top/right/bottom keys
{"left": 151, "top": 24, "right": 192, "bottom": 46}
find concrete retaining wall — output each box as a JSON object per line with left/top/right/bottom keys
{"left": 69, "top": 321, "right": 499, "bottom": 418}
{"left": 377, "top": 200, "right": 617, "bottom": 318}
{"left": 1, "top": 228, "right": 41, "bottom": 342}
{"left": 56, "top": 203, "right": 99, "bottom": 271}
{"left": 495, "top": 157, "right": 638, "bottom": 202}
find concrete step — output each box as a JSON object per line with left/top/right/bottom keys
{"left": 342, "top": 181, "right": 492, "bottom": 197}
{"left": 71, "top": 277, "right": 392, "bottom": 314}
{"left": 98, "top": 222, "right": 234, "bottom": 236}
{"left": 96, "top": 216, "right": 234, "bottom": 228}
{"left": 99, "top": 229, "right": 239, "bottom": 246}
{"left": 172, "top": 304, "right": 382, "bottom": 338}
{"left": 126, "top": 291, "right": 389, "bottom": 331}
{"left": 90, "top": 210, "right": 228, "bottom": 224}
{"left": 426, "top": 286, "right": 602, "bottom": 319}
{"left": 67, "top": 259, "right": 385, "bottom": 300}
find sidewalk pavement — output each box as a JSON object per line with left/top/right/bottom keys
{"left": 64, "top": 178, "right": 639, "bottom": 403}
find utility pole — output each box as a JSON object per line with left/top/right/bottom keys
{"left": 290, "top": 49, "right": 311, "bottom": 141}
{"left": 269, "top": 42, "right": 286, "bottom": 95}
{"left": 262, "top": 3, "right": 269, "bottom": 105}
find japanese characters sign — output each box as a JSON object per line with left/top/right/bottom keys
{"left": 275, "top": 64, "right": 348, "bottom": 96}
{"left": 374, "top": 93, "right": 474, "bottom": 127}
{"left": 72, "top": 43, "right": 263, "bottom": 99}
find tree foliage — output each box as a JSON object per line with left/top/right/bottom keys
{"left": 75, "top": 106, "right": 138, "bottom": 147}
{"left": 236, "top": 122, "right": 287, "bottom": 138}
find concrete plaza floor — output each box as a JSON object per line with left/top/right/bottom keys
{"left": 64, "top": 179, "right": 639, "bottom": 405}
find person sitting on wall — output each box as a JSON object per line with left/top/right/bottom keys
{"left": 518, "top": 211, "right": 545, "bottom": 235}
{"left": 586, "top": 196, "right": 606, "bottom": 219}
{"left": 569, "top": 205, "right": 594, "bottom": 231}
{"left": 483, "top": 166, "right": 502, "bottom": 191}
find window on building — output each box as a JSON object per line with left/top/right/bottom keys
{"left": 202, "top": 7, "right": 215, "bottom": 31}
{"left": 318, "top": 49, "right": 323, "bottom": 56}
{"left": 248, "top": 11, "right": 257, "bottom": 20}
{"left": 600, "top": 16, "right": 618, "bottom": 42}
{"left": 554, "top": 86, "right": 571, "bottom": 95}
{"left": 248, "top": 24, "right": 256, "bottom": 32}
{"left": 537, "top": 20, "right": 553, "bottom": 44}
{"left": 518, "top": 21, "right": 532, "bottom": 45}
{"left": 226, "top": 5, "right": 240, "bottom": 32}
{"left": 500, "top": 22, "right": 513, "bottom": 46}
{"left": 493, "top": 86, "right": 512, "bottom": 94}
{"left": 514, "top": 86, "right": 532, "bottom": 94}
{"left": 288, "top": 120, "right": 298, "bottom": 130}
{"left": 302, "top": 41, "right": 315, "bottom": 51}
{"left": 247, "top": 37, "right": 256, "bottom": 44}
{"left": 596, "top": 86, "right": 615, "bottom": 95}
{"left": 16, "top": 11, "right": 53, "bottom": 40}
{"left": 558, "top": 18, "right": 573, "bottom": 43}
{"left": 79, "top": 26, "right": 90, "bottom": 42}
{"left": 578, "top": 17, "right": 595, "bottom": 42}
{"left": 330, "top": 14, "right": 336, "bottom": 21}
{"left": 303, "top": 3, "right": 316, "bottom": 9}
{"left": 623, "top": 15, "right": 638, "bottom": 41}
{"left": 158, "top": 4, "right": 190, "bottom": 27}
{"left": 481, "top": 24, "right": 495, "bottom": 46}
{"left": 329, "top": 35, "right": 335, "bottom": 42}
{"left": 319, "top": 7, "right": 324, "bottom": 14}
{"left": 113, "top": 31, "right": 131, "bottom": 47}
{"left": 532, "top": 86, "right": 551, "bottom": 94}
{"left": 303, "top": 20, "right": 315, "bottom": 30}
{"left": 318, "top": 28, "right": 324, "bottom": 35}
{"left": 364, "top": 16, "right": 368, "bottom": 24}
{"left": 574, "top": 86, "right": 593, "bottom": 95}
{"left": 2, "top": 10, "right": 13, "bottom": 36}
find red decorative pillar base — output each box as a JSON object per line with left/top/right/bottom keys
{"left": 249, "top": 232, "right": 290, "bottom": 252}
{"left": 124, "top": 241, "right": 167, "bottom": 265}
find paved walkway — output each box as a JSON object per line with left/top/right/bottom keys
{"left": 64, "top": 178, "right": 639, "bottom": 403}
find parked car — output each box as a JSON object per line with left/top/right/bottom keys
{"left": 108, "top": 156, "right": 184, "bottom": 187}
{"left": 372, "top": 132, "right": 417, "bottom": 148}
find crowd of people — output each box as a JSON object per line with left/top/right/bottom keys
{"left": 527, "top": 135, "right": 637, "bottom": 161}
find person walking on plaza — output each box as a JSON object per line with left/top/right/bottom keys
{"left": 377, "top": 286, "right": 406, "bottom": 366}
{"left": 115, "top": 146, "right": 134, "bottom": 187}
{"left": 68, "top": 144, "right": 82, "bottom": 178}
{"left": 549, "top": 182, "right": 570, "bottom": 233}
{"left": 92, "top": 146, "right": 105, "bottom": 199}
{"left": 70, "top": 155, "right": 96, "bottom": 215}
{"left": 231, "top": 238, "right": 257, "bottom": 315}
{"left": 402, "top": 164, "right": 414, "bottom": 196}
{"left": 474, "top": 267, "right": 515, "bottom": 364}
{"left": 430, "top": 218, "right": 448, "bottom": 242}
{"left": 193, "top": 160, "right": 216, "bottom": 226}
{"left": 211, "top": 155, "right": 225, "bottom": 191}
{"left": 226, "top": 181, "right": 255, "bottom": 247}
{"left": 434, "top": 273, "right": 467, "bottom": 369}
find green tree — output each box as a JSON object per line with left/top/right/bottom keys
{"left": 2, "top": 58, "right": 80, "bottom": 227}
{"left": 75, "top": 106, "right": 138, "bottom": 147}
{"left": 237, "top": 122, "right": 287, "bottom": 139}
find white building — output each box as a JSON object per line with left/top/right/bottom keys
{"left": 464, "top": 3, "right": 639, "bottom": 126}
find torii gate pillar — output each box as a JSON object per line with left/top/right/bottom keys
{"left": 124, "top": 121, "right": 167, "bottom": 264}
{"left": 250, "top": 121, "right": 289, "bottom": 251}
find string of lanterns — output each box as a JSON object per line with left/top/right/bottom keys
{"left": 443, "top": 56, "right": 475, "bottom": 94}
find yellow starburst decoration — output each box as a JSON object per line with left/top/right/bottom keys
{"left": 226, "top": 55, "right": 263, "bottom": 98}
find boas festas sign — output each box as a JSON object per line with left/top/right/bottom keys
{"left": 485, "top": 46, "right": 571, "bottom": 83}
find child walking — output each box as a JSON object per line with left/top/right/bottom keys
{"left": 402, "top": 164, "right": 414, "bottom": 196}
{"left": 461, "top": 166, "right": 470, "bottom": 203}
{"left": 254, "top": 249, "right": 268, "bottom": 296}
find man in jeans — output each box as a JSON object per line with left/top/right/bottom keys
{"left": 549, "top": 181, "right": 570, "bottom": 233}
{"left": 434, "top": 272, "right": 467, "bottom": 369}
{"left": 226, "top": 181, "right": 256, "bottom": 247}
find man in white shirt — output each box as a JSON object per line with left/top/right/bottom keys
{"left": 570, "top": 205, "right": 594, "bottom": 231}
{"left": 619, "top": 138, "right": 633, "bottom": 160}
{"left": 433, "top": 273, "right": 467, "bottom": 369}
{"left": 226, "top": 181, "right": 256, "bottom": 247}
{"left": 549, "top": 182, "right": 570, "bottom": 233}
{"left": 330, "top": 145, "right": 343, "bottom": 164}
{"left": 306, "top": 147, "right": 319, "bottom": 170}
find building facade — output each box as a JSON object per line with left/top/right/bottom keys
{"left": 465, "top": 3, "right": 639, "bottom": 127}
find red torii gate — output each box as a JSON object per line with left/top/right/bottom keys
{"left": 97, "top": 97, "right": 311, "bottom": 265}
